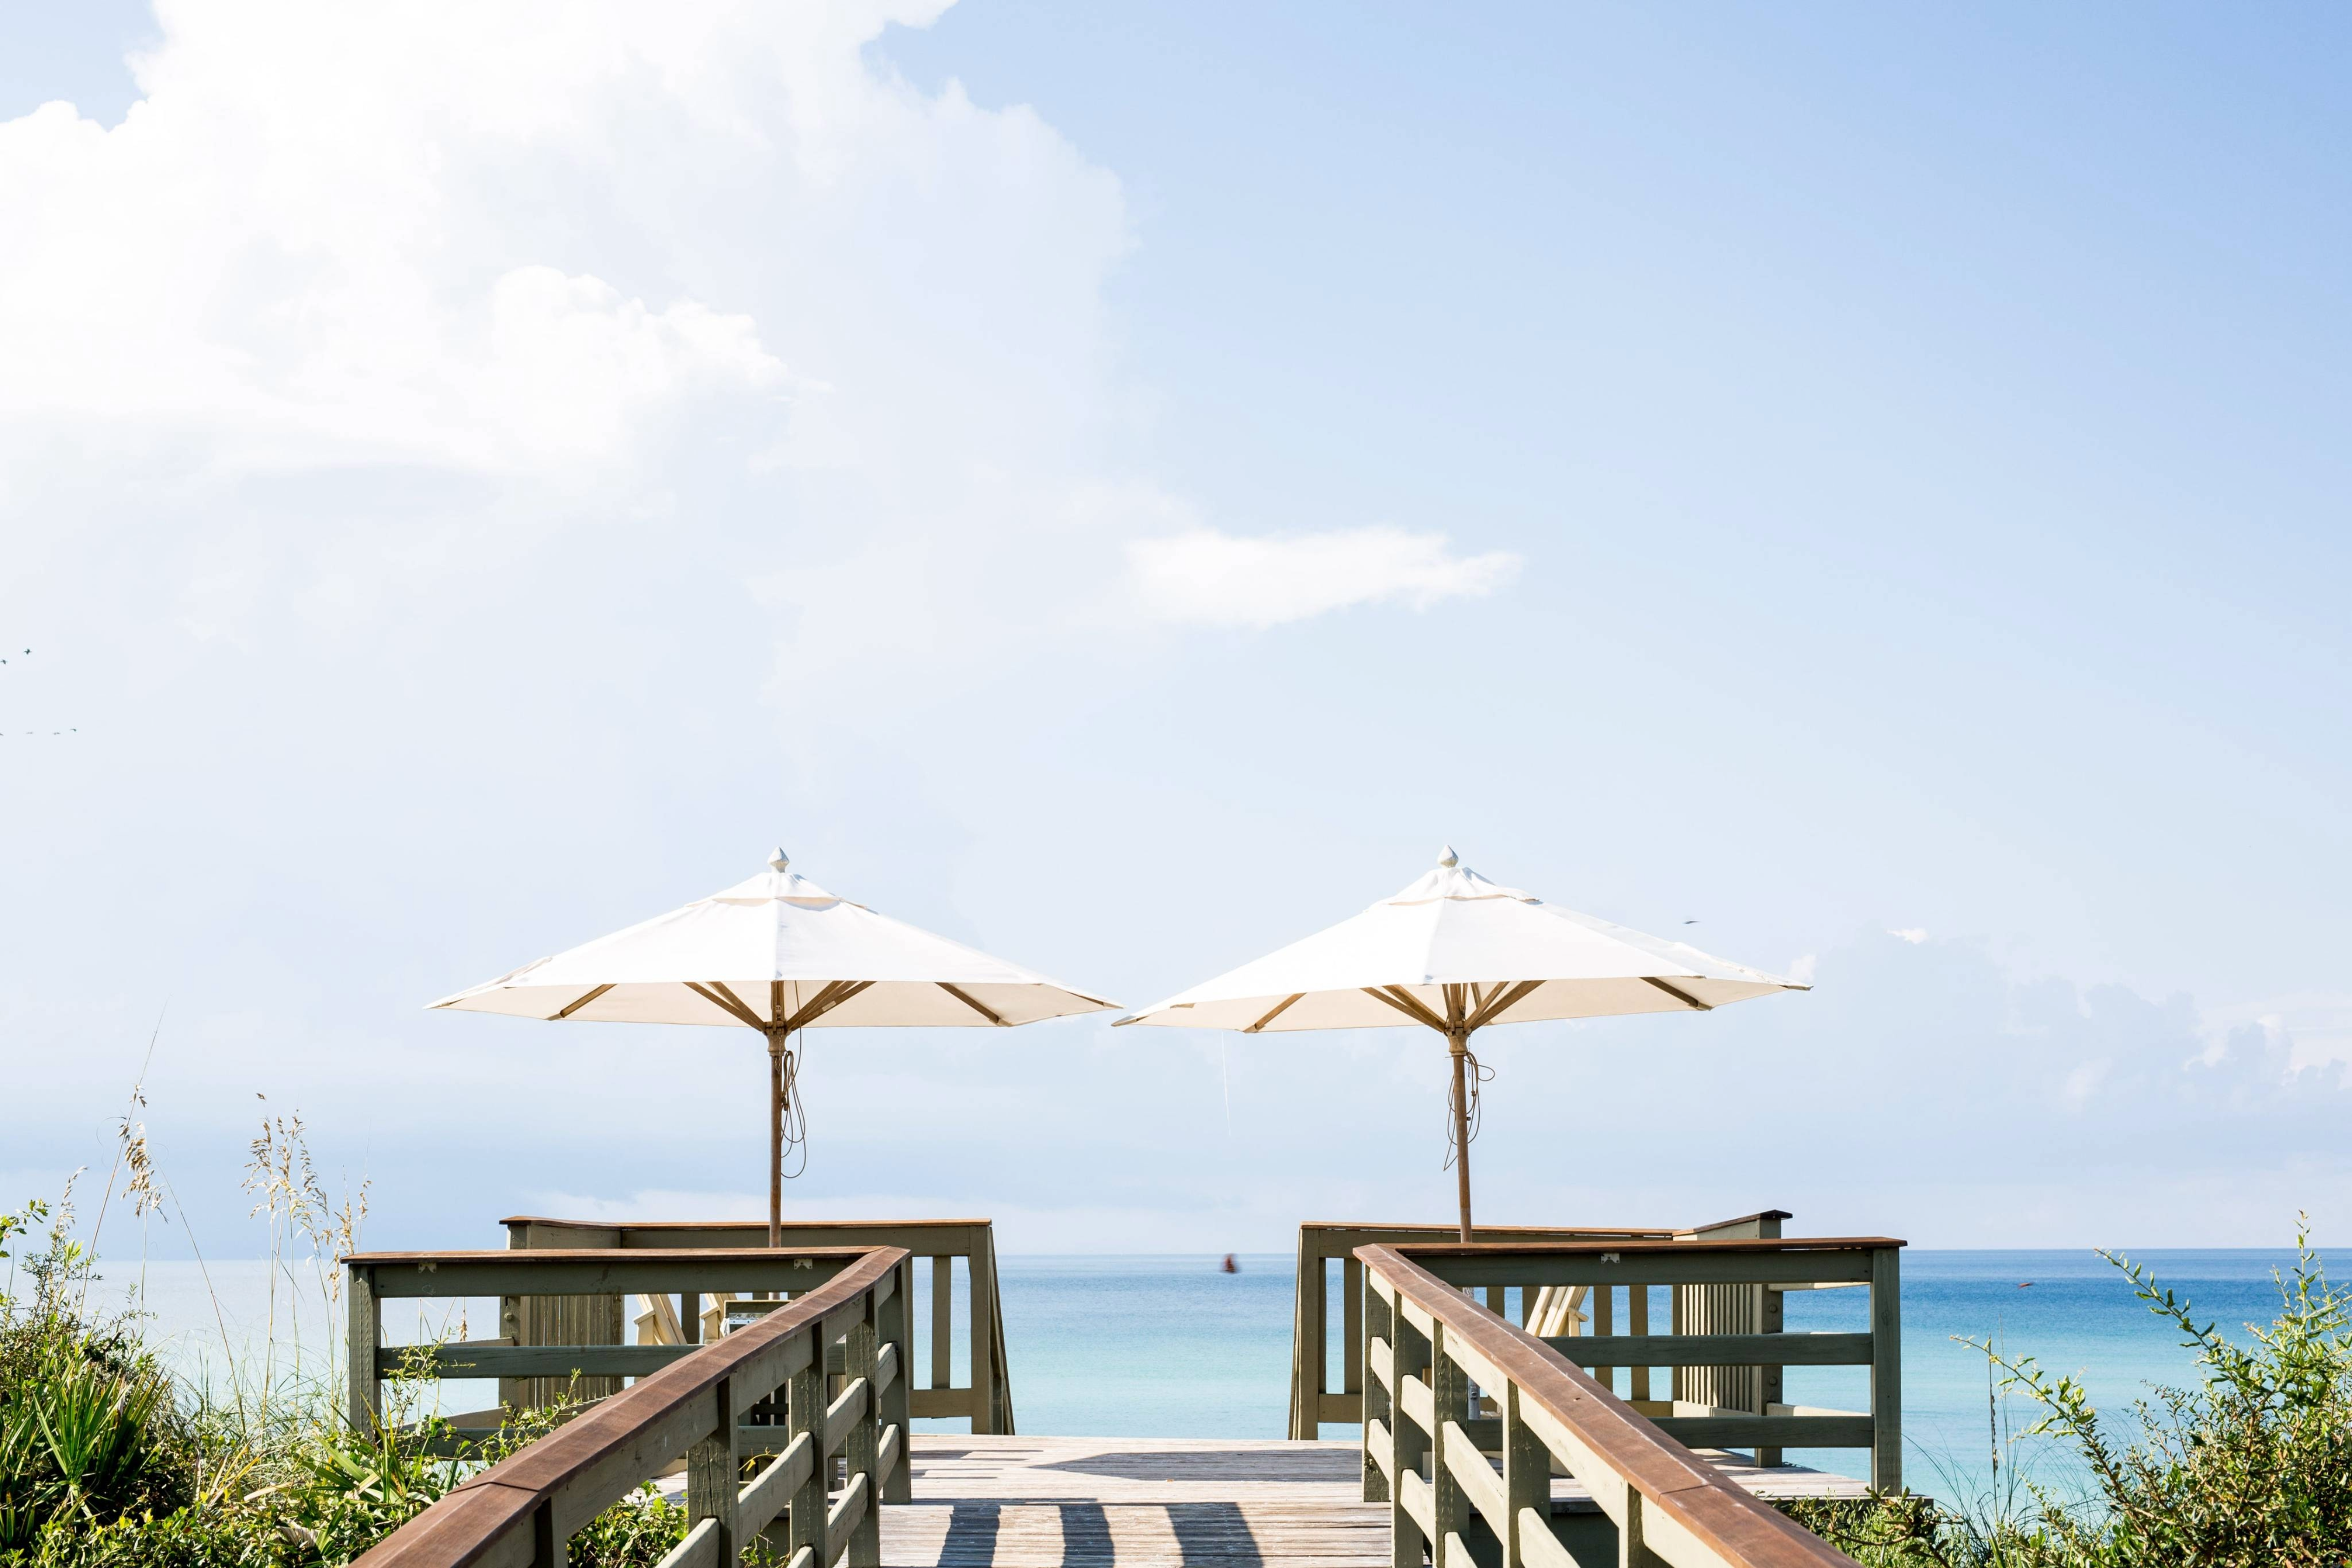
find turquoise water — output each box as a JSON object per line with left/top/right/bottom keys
{"left": 982, "top": 1250, "right": 2305, "bottom": 1501}
{"left": 91, "top": 1248, "right": 2309, "bottom": 1501}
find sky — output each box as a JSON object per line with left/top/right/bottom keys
{"left": 1, "top": 1, "right": 2347, "bottom": 1258}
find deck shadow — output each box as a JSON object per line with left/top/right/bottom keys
{"left": 1035, "top": 1450, "right": 1359, "bottom": 1484}
{"left": 937, "top": 1501, "right": 1003, "bottom": 1567}
{"left": 1167, "top": 1501, "right": 1263, "bottom": 1566}
{"left": 927, "top": 1500, "right": 1266, "bottom": 1567}
{"left": 1058, "top": 1503, "right": 1115, "bottom": 1565}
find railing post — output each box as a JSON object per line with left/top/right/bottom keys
{"left": 1628, "top": 1283, "right": 1650, "bottom": 1405}
{"left": 969, "top": 1227, "right": 996, "bottom": 1434}
{"left": 788, "top": 1324, "right": 828, "bottom": 1568}
{"left": 346, "top": 1264, "right": 379, "bottom": 1435}
{"left": 1502, "top": 1382, "right": 1545, "bottom": 1568}
{"left": 1758, "top": 1209, "right": 1785, "bottom": 1471}
{"left": 1621, "top": 1491, "right": 1662, "bottom": 1568}
{"left": 1591, "top": 1283, "right": 1614, "bottom": 1395}
{"left": 1344, "top": 1254, "right": 1364, "bottom": 1418}
{"left": 1757, "top": 1272, "right": 1785, "bottom": 1468}
{"left": 930, "top": 1253, "right": 953, "bottom": 1397}
{"left": 883, "top": 1257, "right": 914, "bottom": 1502}
{"left": 531, "top": 1499, "right": 560, "bottom": 1568}
{"left": 1430, "top": 1321, "right": 1468, "bottom": 1568}
{"left": 1361, "top": 1272, "right": 1391, "bottom": 1503}
{"left": 500, "top": 1219, "right": 528, "bottom": 1417}
{"left": 847, "top": 1295, "right": 881, "bottom": 1567}
{"left": 1291, "top": 1227, "right": 1325, "bottom": 1440}
{"left": 1870, "top": 1245, "right": 1903, "bottom": 1493}
{"left": 688, "top": 1374, "right": 739, "bottom": 1568}
{"left": 1390, "top": 1304, "right": 1429, "bottom": 1568}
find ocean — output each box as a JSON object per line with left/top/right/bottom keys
{"left": 66, "top": 1248, "right": 2306, "bottom": 1503}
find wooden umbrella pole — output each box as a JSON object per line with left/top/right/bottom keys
{"left": 1449, "top": 1030, "right": 1473, "bottom": 1243}
{"left": 767, "top": 1028, "right": 786, "bottom": 1248}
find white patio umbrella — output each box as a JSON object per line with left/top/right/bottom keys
{"left": 1116, "top": 847, "right": 1805, "bottom": 1240}
{"left": 431, "top": 849, "right": 1119, "bottom": 1244}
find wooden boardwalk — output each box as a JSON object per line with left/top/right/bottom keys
{"left": 878, "top": 1435, "right": 1866, "bottom": 1567}
{"left": 349, "top": 1228, "right": 1901, "bottom": 1568}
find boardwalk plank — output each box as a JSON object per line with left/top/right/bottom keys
{"left": 864, "top": 1435, "right": 1863, "bottom": 1568}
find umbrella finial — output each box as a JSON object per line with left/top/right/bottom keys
{"left": 769, "top": 847, "right": 791, "bottom": 872}
{"left": 1438, "top": 844, "right": 1459, "bottom": 867}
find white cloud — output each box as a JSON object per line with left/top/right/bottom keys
{"left": 2201, "top": 992, "right": 2352, "bottom": 1070}
{"left": 0, "top": 0, "right": 1115, "bottom": 500}
{"left": 0, "top": 0, "right": 1524, "bottom": 715}
{"left": 0, "top": 81, "right": 784, "bottom": 478}
{"left": 0, "top": 0, "right": 1531, "bottom": 1257}
{"left": 1127, "top": 525, "right": 1520, "bottom": 629}
{"left": 1888, "top": 927, "right": 1929, "bottom": 944}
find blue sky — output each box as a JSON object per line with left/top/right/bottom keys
{"left": 0, "top": 2, "right": 2346, "bottom": 1256}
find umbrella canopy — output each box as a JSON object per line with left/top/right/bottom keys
{"left": 432, "top": 849, "right": 1118, "bottom": 1242}
{"left": 1117, "top": 847, "right": 1805, "bottom": 1237}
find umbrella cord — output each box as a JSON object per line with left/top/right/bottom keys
{"left": 1443, "top": 1044, "right": 1494, "bottom": 1172}
{"left": 779, "top": 1034, "right": 810, "bottom": 1181}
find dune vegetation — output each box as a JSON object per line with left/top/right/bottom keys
{"left": 0, "top": 1112, "right": 698, "bottom": 1567}
{"left": 6, "top": 1103, "right": 2346, "bottom": 1565}
{"left": 1782, "top": 1224, "right": 2352, "bottom": 1568}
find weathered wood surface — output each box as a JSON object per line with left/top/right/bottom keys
{"left": 1361, "top": 1245, "right": 1868, "bottom": 1568}
{"left": 1291, "top": 1222, "right": 1698, "bottom": 1440}
{"left": 350, "top": 1247, "right": 869, "bottom": 1299}
{"left": 352, "top": 1247, "right": 910, "bottom": 1568}
{"left": 1292, "top": 1215, "right": 1883, "bottom": 1440}
{"left": 493, "top": 1217, "right": 1015, "bottom": 1433}
{"left": 856, "top": 1435, "right": 1863, "bottom": 1567}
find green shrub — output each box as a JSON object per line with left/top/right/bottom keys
{"left": 1983, "top": 1220, "right": 2352, "bottom": 1566}
{"left": 1, "top": 1184, "right": 701, "bottom": 1567}
{"left": 0, "top": 1202, "right": 200, "bottom": 1551}
{"left": 1776, "top": 1221, "right": 2352, "bottom": 1568}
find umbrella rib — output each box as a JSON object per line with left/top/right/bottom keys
{"left": 1641, "top": 976, "right": 1714, "bottom": 1012}
{"left": 1364, "top": 985, "right": 1448, "bottom": 1032}
{"left": 937, "top": 982, "right": 1008, "bottom": 1027}
{"left": 547, "top": 983, "right": 615, "bottom": 1021}
{"left": 1465, "top": 978, "right": 1543, "bottom": 1032}
{"left": 780, "top": 978, "right": 843, "bottom": 1029}
{"left": 1242, "top": 993, "right": 1306, "bottom": 1034}
{"left": 686, "top": 980, "right": 767, "bottom": 1030}
{"left": 785, "top": 979, "right": 873, "bottom": 1032}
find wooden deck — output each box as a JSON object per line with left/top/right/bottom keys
{"left": 874, "top": 1435, "right": 1867, "bottom": 1566}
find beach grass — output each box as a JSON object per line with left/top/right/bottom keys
{"left": 8, "top": 1096, "right": 2350, "bottom": 1565}
{"left": 1778, "top": 1220, "right": 2352, "bottom": 1567}
{"left": 0, "top": 1111, "right": 701, "bottom": 1567}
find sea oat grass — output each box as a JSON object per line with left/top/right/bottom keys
{"left": 1, "top": 1113, "right": 698, "bottom": 1567}
{"left": 1776, "top": 1219, "right": 2352, "bottom": 1568}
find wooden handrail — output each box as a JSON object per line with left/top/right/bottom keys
{"left": 1395, "top": 1236, "right": 1905, "bottom": 1257}
{"left": 1290, "top": 1212, "right": 1830, "bottom": 1439}
{"left": 498, "top": 1215, "right": 995, "bottom": 1233}
{"left": 1358, "top": 1244, "right": 1863, "bottom": 1568}
{"left": 494, "top": 1216, "right": 1013, "bottom": 1434}
{"left": 354, "top": 1245, "right": 911, "bottom": 1568}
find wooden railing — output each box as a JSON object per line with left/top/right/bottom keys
{"left": 352, "top": 1244, "right": 911, "bottom": 1568}
{"left": 1382, "top": 1233, "right": 1904, "bottom": 1490}
{"left": 349, "top": 1243, "right": 896, "bottom": 1447}
{"left": 1291, "top": 1211, "right": 1794, "bottom": 1440}
{"left": 497, "top": 1215, "right": 1012, "bottom": 1433}
{"left": 1359, "top": 1244, "right": 1865, "bottom": 1568}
